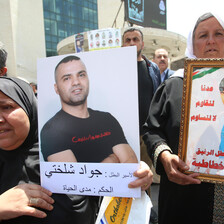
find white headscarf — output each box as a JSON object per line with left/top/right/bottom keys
{"left": 185, "top": 12, "right": 224, "bottom": 59}
{"left": 171, "top": 12, "right": 224, "bottom": 78}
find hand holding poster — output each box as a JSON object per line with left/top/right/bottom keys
{"left": 179, "top": 58, "right": 224, "bottom": 183}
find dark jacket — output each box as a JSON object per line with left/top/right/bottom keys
{"left": 142, "top": 55, "right": 161, "bottom": 93}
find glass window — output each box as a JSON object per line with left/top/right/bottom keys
{"left": 70, "top": 4, "right": 77, "bottom": 18}
{"left": 56, "top": 14, "right": 62, "bottom": 21}
{"left": 48, "top": 0, "right": 56, "bottom": 12}
{"left": 63, "top": 1, "right": 70, "bottom": 16}
{"left": 50, "top": 20, "right": 57, "bottom": 36}
{"left": 46, "top": 41, "right": 52, "bottom": 49}
{"left": 55, "top": 0, "right": 63, "bottom": 14}
{"left": 50, "top": 12, "right": 56, "bottom": 20}
{"left": 43, "top": 0, "right": 98, "bottom": 56}
{"left": 84, "top": 1, "right": 88, "bottom": 8}
{"left": 43, "top": 0, "right": 49, "bottom": 10}
{"left": 45, "top": 35, "right": 51, "bottom": 41}
{"left": 52, "top": 36, "right": 57, "bottom": 42}
{"left": 44, "top": 19, "right": 51, "bottom": 34}
{"left": 44, "top": 11, "right": 50, "bottom": 19}
{"left": 83, "top": 8, "right": 89, "bottom": 21}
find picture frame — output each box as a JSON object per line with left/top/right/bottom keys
{"left": 178, "top": 58, "right": 224, "bottom": 183}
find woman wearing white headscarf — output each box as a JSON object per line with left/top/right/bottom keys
{"left": 143, "top": 12, "right": 224, "bottom": 224}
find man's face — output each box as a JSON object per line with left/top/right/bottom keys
{"left": 54, "top": 60, "right": 89, "bottom": 107}
{"left": 221, "top": 91, "right": 224, "bottom": 104}
{"left": 153, "top": 49, "right": 169, "bottom": 73}
{"left": 122, "top": 30, "right": 144, "bottom": 59}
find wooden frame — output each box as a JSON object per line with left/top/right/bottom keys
{"left": 179, "top": 58, "right": 224, "bottom": 183}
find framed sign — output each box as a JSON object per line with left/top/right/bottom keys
{"left": 179, "top": 59, "right": 224, "bottom": 183}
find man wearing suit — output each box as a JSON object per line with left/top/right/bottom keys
{"left": 153, "top": 48, "right": 175, "bottom": 82}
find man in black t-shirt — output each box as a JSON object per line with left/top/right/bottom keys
{"left": 41, "top": 108, "right": 129, "bottom": 163}
{"left": 40, "top": 54, "right": 153, "bottom": 224}
{"left": 41, "top": 55, "right": 137, "bottom": 164}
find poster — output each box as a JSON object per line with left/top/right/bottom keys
{"left": 37, "top": 46, "right": 141, "bottom": 197}
{"left": 74, "top": 33, "right": 84, "bottom": 53}
{"left": 179, "top": 59, "right": 224, "bottom": 183}
{"left": 87, "top": 28, "right": 121, "bottom": 51}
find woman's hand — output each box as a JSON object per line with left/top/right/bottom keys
{"left": 128, "top": 161, "right": 153, "bottom": 191}
{"left": 0, "top": 183, "right": 54, "bottom": 221}
{"left": 160, "top": 151, "right": 201, "bottom": 185}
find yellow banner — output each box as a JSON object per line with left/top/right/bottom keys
{"left": 101, "top": 197, "right": 133, "bottom": 224}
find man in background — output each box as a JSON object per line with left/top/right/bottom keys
{"left": 30, "top": 82, "right": 38, "bottom": 97}
{"left": 122, "top": 27, "right": 160, "bottom": 224}
{"left": 153, "top": 48, "right": 175, "bottom": 82}
{"left": 0, "top": 44, "right": 7, "bottom": 77}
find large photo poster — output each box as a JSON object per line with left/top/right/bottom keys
{"left": 37, "top": 47, "right": 141, "bottom": 197}
{"left": 179, "top": 59, "right": 224, "bottom": 183}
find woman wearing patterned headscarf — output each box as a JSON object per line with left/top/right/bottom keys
{"left": 143, "top": 12, "right": 224, "bottom": 223}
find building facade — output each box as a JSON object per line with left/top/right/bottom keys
{"left": 58, "top": 0, "right": 187, "bottom": 69}
{"left": 43, "top": 0, "right": 98, "bottom": 57}
{"left": 0, "top": 0, "right": 186, "bottom": 82}
{"left": 0, "top": 0, "right": 99, "bottom": 82}
{"left": 0, "top": 0, "right": 45, "bottom": 82}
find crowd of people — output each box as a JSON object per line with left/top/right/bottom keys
{"left": 0, "top": 11, "right": 224, "bottom": 224}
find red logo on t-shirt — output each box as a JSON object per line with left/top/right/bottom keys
{"left": 72, "top": 132, "right": 111, "bottom": 143}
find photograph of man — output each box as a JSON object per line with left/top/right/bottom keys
{"left": 219, "top": 77, "right": 224, "bottom": 153}
{"left": 40, "top": 55, "right": 138, "bottom": 164}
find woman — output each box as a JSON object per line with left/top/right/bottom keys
{"left": 143, "top": 12, "right": 224, "bottom": 224}
{"left": 0, "top": 76, "right": 152, "bottom": 223}
{"left": 0, "top": 77, "right": 54, "bottom": 223}
{"left": 0, "top": 77, "right": 105, "bottom": 224}
{"left": 0, "top": 77, "right": 102, "bottom": 224}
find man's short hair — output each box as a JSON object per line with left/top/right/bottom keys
{"left": 122, "top": 27, "right": 144, "bottom": 41}
{"left": 219, "top": 77, "right": 224, "bottom": 92}
{"left": 0, "top": 45, "right": 7, "bottom": 69}
{"left": 54, "top": 55, "right": 81, "bottom": 81}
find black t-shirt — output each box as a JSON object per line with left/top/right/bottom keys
{"left": 41, "top": 108, "right": 127, "bottom": 162}
{"left": 138, "top": 60, "right": 153, "bottom": 135}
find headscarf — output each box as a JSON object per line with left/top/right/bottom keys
{"left": 0, "top": 77, "right": 39, "bottom": 193}
{"left": 172, "top": 12, "right": 224, "bottom": 78}
{"left": 185, "top": 12, "right": 224, "bottom": 59}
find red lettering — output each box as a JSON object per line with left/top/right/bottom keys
{"left": 72, "top": 132, "right": 111, "bottom": 143}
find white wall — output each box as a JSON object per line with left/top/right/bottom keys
{"left": 0, "top": 0, "right": 46, "bottom": 83}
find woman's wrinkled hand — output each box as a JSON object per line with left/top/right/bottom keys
{"left": 160, "top": 151, "right": 201, "bottom": 185}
